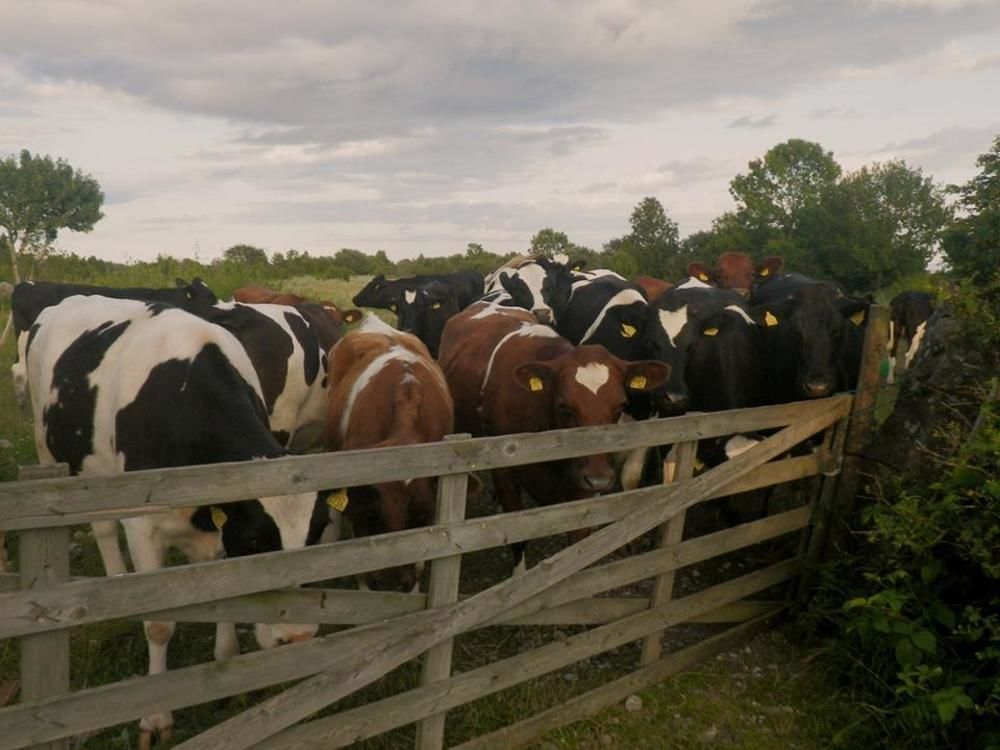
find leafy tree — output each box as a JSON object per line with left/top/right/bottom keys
{"left": 222, "top": 244, "right": 268, "bottom": 266}
{"left": 730, "top": 139, "right": 842, "bottom": 257}
{"left": 529, "top": 227, "right": 573, "bottom": 257}
{"left": 803, "top": 161, "right": 949, "bottom": 292}
{"left": 942, "top": 135, "right": 1000, "bottom": 281}
{"left": 0, "top": 149, "right": 104, "bottom": 284}
{"left": 605, "top": 197, "right": 684, "bottom": 278}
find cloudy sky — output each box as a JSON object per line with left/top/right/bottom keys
{"left": 1, "top": 0, "right": 998, "bottom": 263}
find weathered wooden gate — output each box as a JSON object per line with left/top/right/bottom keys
{"left": 0, "top": 308, "right": 888, "bottom": 750}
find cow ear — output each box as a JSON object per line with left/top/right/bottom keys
{"left": 498, "top": 272, "right": 516, "bottom": 294}
{"left": 623, "top": 361, "right": 671, "bottom": 392}
{"left": 840, "top": 299, "right": 869, "bottom": 326}
{"left": 687, "top": 262, "right": 712, "bottom": 283}
{"left": 756, "top": 256, "right": 784, "bottom": 279}
{"left": 569, "top": 259, "right": 587, "bottom": 271}
{"left": 191, "top": 505, "right": 220, "bottom": 532}
{"left": 513, "top": 362, "right": 554, "bottom": 393}
{"left": 341, "top": 308, "right": 363, "bottom": 324}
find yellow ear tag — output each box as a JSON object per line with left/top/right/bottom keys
{"left": 703, "top": 327, "right": 719, "bottom": 337}
{"left": 327, "top": 489, "right": 349, "bottom": 512}
{"left": 764, "top": 311, "right": 779, "bottom": 327}
{"left": 620, "top": 323, "right": 637, "bottom": 338}
{"left": 389, "top": 304, "right": 397, "bottom": 312}
{"left": 432, "top": 302, "right": 442, "bottom": 309}
{"left": 629, "top": 375, "right": 647, "bottom": 390}
{"left": 694, "top": 457, "right": 706, "bottom": 472}
{"left": 529, "top": 376, "right": 544, "bottom": 392}
{"left": 850, "top": 310, "right": 865, "bottom": 326}
{"left": 211, "top": 507, "right": 227, "bottom": 530}
{"left": 698, "top": 273, "right": 709, "bottom": 282}
{"left": 760, "top": 268, "right": 770, "bottom": 277}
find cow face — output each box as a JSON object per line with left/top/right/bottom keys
{"left": 396, "top": 283, "right": 460, "bottom": 358}
{"left": 352, "top": 275, "right": 393, "bottom": 308}
{"left": 513, "top": 347, "right": 670, "bottom": 492}
{"left": 192, "top": 493, "right": 320, "bottom": 648}
{"left": 753, "top": 285, "right": 867, "bottom": 400}
{"left": 498, "top": 260, "right": 573, "bottom": 325}
{"left": 334, "top": 479, "right": 436, "bottom": 591}
{"left": 175, "top": 277, "right": 219, "bottom": 308}
{"left": 684, "top": 302, "right": 763, "bottom": 412}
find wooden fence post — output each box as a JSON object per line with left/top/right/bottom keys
{"left": 415, "top": 435, "right": 472, "bottom": 750}
{"left": 18, "top": 463, "right": 71, "bottom": 750}
{"left": 823, "top": 304, "right": 890, "bottom": 560}
{"left": 640, "top": 440, "right": 698, "bottom": 666}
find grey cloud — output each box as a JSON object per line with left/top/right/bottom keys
{"left": 872, "top": 124, "right": 1000, "bottom": 173}
{"left": 729, "top": 114, "right": 777, "bottom": 129}
{"left": 579, "top": 181, "right": 618, "bottom": 194}
{"left": 656, "top": 157, "right": 733, "bottom": 184}
{"left": 808, "top": 107, "right": 857, "bottom": 119}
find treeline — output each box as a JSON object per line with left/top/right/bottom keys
{"left": 3, "top": 136, "right": 999, "bottom": 298}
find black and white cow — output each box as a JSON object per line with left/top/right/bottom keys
{"left": 888, "top": 290, "right": 935, "bottom": 381}
{"left": 751, "top": 273, "right": 869, "bottom": 403}
{"left": 25, "top": 295, "right": 328, "bottom": 747}
{"left": 480, "top": 256, "right": 577, "bottom": 325}
{"left": 352, "top": 269, "right": 484, "bottom": 312}
{"left": 10, "top": 278, "right": 218, "bottom": 408}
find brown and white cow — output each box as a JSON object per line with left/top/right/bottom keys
{"left": 231, "top": 285, "right": 350, "bottom": 325}
{"left": 686, "top": 253, "right": 784, "bottom": 299}
{"left": 632, "top": 275, "right": 673, "bottom": 303}
{"left": 324, "top": 315, "right": 454, "bottom": 591}
{"left": 439, "top": 302, "right": 669, "bottom": 572}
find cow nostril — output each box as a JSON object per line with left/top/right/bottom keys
{"left": 804, "top": 380, "right": 831, "bottom": 397}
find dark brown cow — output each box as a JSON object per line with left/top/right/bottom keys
{"left": 324, "top": 315, "right": 454, "bottom": 591}
{"left": 632, "top": 275, "right": 673, "bottom": 303}
{"left": 439, "top": 301, "right": 669, "bottom": 572}
{"left": 687, "top": 253, "right": 784, "bottom": 298}
{"left": 232, "top": 285, "right": 350, "bottom": 325}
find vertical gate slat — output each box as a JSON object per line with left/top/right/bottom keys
{"left": 640, "top": 441, "right": 697, "bottom": 666}
{"left": 415, "top": 435, "right": 471, "bottom": 750}
{"left": 18, "top": 464, "right": 71, "bottom": 750}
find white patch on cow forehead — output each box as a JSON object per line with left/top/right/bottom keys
{"left": 404, "top": 290, "right": 416, "bottom": 304}
{"left": 657, "top": 307, "right": 688, "bottom": 344}
{"left": 259, "top": 493, "right": 315, "bottom": 550}
{"left": 574, "top": 363, "right": 610, "bottom": 395}
{"left": 724, "top": 304, "right": 755, "bottom": 325}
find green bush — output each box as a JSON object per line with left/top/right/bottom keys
{"left": 802, "top": 279, "right": 1000, "bottom": 749}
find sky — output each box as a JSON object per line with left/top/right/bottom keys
{"left": 0, "top": 0, "right": 998, "bottom": 263}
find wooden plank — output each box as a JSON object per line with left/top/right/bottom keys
{"left": 0, "top": 396, "right": 850, "bottom": 531}
{"left": 452, "top": 609, "right": 786, "bottom": 750}
{"left": 251, "top": 567, "right": 795, "bottom": 750}
{"left": 824, "top": 305, "right": 889, "bottom": 558}
{"left": 172, "top": 406, "right": 839, "bottom": 750}
{"left": 416, "top": 437, "right": 470, "bottom": 750}
{"left": 0, "top": 453, "right": 823, "bottom": 640}
{"left": 641, "top": 440, "right": 696, "bottom": 665}
{"left": 799, "top": 415, "right": 849, "bottom": 594}
{"left": 141, "top": 505, "right": 811, "bottom": 627}
{"left": 17, "top": 464, "right": 71, "bottom": 750}
{"left": 135, "top": 505, "right": 813, "bottom": 628}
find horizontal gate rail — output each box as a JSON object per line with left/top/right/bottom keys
{"left": 0, "top": 452, "right": 826, "bottom": 640}
{"left": 0, "top": 396, "right": 848, "bottom": 531}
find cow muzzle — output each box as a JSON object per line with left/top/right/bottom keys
{"left": 804, "top": 379, "right": 832, "bottom": 398}
{"left": 532, "top": 308, "right": 553, "bottom": 325}
{"left": 578, "top": 467, "right": 615, "bottom": 493}
{"left": 256, "top": 622, "right": 319, "bottom": 650}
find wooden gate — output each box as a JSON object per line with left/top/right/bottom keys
{"left": 0, "top": 308, "right": 888, "bottom": 750}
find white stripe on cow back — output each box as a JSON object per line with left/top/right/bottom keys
{"left": 339, "top": 346, "right": 423, "bottom": 439}
{"left": 675, "top": 276, "right": 712, "bottom": 290}
{"left": 579, "top": 289, "right": 646, "bottom": 344}
{"left": 724, "top": 304, "right": 755, "bottom": 326}
{"left": 574, "top": 362, "right": 610, "bottom": 396}
{"left": 481, "top": 324, "right": 560, "bottom": 396}
{"left": 657, "top": 307, "right": 689, "bottom": 345}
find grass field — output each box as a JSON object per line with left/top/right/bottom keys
{"left": 0, "top": 276, "right": 872, "bottom": 749}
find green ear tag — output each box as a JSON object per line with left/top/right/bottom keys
{"left": 327, "top": 489, "right": 349, "bottom": 512}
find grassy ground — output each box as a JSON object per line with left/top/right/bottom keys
{"left": 0, "top": 277, "right": 875, "bottom": 749}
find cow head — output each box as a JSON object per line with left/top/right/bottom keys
{"left": 513, "top": 347, "right": 670, "bottom": 493}
{"left": 175, "top": 277, "right": 218, "bottom": 307}
{"left": 330, "top": 480, "right": 437, "bottom": 591}
{"left": 752, "top": 284, "right": 867, "bottom": 399}
{"left": 498, "top": 259, "right": 574, "bottom": 325}
{"left": 192, "top": 493, "right": 321, "bottom": 648}
{"left": 352, "top": 274, "right": 392, "bottom": 309}
{"left": 713, "top": 253, "right": 756, "bottom": 299}
{"left": 396, "top": 282, "right": 460, "bottom": 358}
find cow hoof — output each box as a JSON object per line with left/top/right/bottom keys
{"left": 138, "top": 719, "right": 174, "bottom": 750}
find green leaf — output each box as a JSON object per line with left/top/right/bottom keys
{"left": 844, "top": 597, "right": 868, "bottom": 610}
{"left": 921, "top": 560, "right": 943, "bottom": 585}
{"left": 912, "top": 630, "right": 937, "bottom": 654}
{"left": 896, "top": 638, "right": 918, "bottom": 666}
{"left": 932, "top": 604, "right": 956, "bottom": 629}
{"left": 936, "top": 699, "right": 958, "bottom": 723}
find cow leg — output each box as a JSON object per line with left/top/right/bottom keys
{"left": 123, "top": 521, "right": 176, "bottom": 748}
{"left": 0, "top": 529, "right": 6, "bottom": 572}
{"left": 319, "top": 509, "right": 342, "bottom": 544}
{"left": 619, "top": 446, "right": 648, "bottom": 492}
{"left": 492, "top": 469, "right": 527, "bottom": 574}
{"left": 185, "top": 539, "right": 240, "bottom": 662}
{"left": 92, "top": 520, "right": 129, "bottom": 576}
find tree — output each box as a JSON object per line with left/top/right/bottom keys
{"left": 529, "top": 228, "right": 573, "bottom": 257}
{"left": 941, "top": 135, "right": 1000, "bottom": 281}
{"left": 222, "top": 244, "right": 269, "bottom": 265}
{"left": 605, "top": 197, "right": 683, "bottom": 278}
{"left": 729, "top": 139, "right": 842, "bottom": 257}
{"left": 0, "top": 149, "right": 104, "bottom": 284}
{"left": 803, "top": 161, "right": 949, "bottom": 292}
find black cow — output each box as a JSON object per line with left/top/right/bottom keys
{"left": 24, "top": 295, "right": 329, "bottom": 747}
{"left": 352, "top": 270, "right": 484, "bottom": 312}
{"left": 395, "top": 281, "right": 460, "bottom": 359}
{"left": 10, "top": 278, "right": 217, "bottom": 407}
{"left": 751, "top": 273, "right": 868, "bottom": 403}
{"left": 889, "top": 290, "right": 935, "bottom": 379}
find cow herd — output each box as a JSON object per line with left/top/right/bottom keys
{"left": 2, "top": 253, "right": 934, "bottom": 746}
